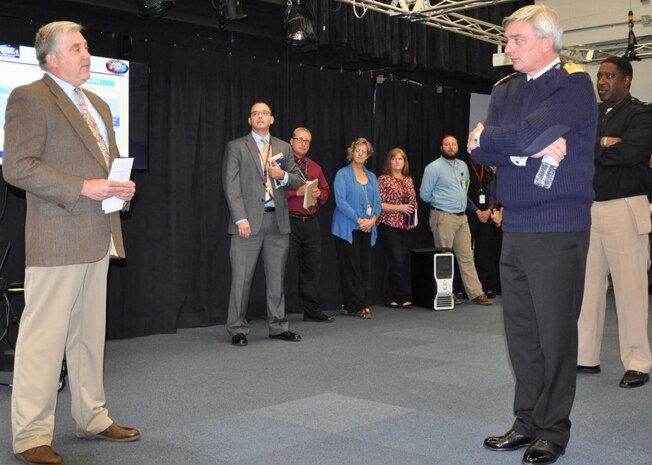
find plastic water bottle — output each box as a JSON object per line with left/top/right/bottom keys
{"left": 533, "top": 155, "right": 559, "bottom": 189}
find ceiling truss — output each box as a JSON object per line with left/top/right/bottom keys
{"left": 335, "top": 0, "right": 652, "bottom": 63}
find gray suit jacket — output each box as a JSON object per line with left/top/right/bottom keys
{"left": 2, "top": 74, "right": 125, "bottom": 266}
{"left": 222, "top": 134, "right": 300, "bottom": 235}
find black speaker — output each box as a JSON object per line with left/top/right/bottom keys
{"left": 410, "top": 248, "right": 437, "bottom": 308}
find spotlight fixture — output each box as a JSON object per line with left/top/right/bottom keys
{"left": 212, "top": 0, "right": 247, "bottom": 25}
{"left": 284, "top": 0, "right": 316, "bottom": 46}
{"left": 624, "top": 9, "right": 641, "bottom": 61}
{"left": 137, "top": 0, "right": 175, "bottom": 17}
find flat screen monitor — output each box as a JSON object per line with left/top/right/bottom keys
{"left": 0, "top": 43, "right": 148, "bottom": 170}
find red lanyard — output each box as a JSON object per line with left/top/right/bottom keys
{"left": 469, "top": 162, "right": 484, "bottom": 183}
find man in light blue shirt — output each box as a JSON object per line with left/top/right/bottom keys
{"left": 420, "top": 135, "right": 492, "bottom": 305}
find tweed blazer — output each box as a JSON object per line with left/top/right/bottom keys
{"left": 222, "top": 134, "right": 300, "bottom": 235}
{"left": 2, "top": 74, "right": 125, "bottom": 266}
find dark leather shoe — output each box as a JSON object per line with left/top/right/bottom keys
{"left": 522, "top": 439, "right": 564, "bottom": 464}
{"left": 15, "top": 445, "right": 64, "bottom": 465}
{"left": 269, "top": 330, "right": 301, "bottom": 342}
{"left": 303, "top": 312, "right": 335, "bottom": 322}
{"left": 484, "top": 429, "right": 533, "bottom": 451}
{"left": 91, "top": 423, "right": 141, "bottom": 442}
{"left": 577, "top": 364, "right": 600, "bottom": 374}
{"left": 231, "top": 334, "right": 248, "bottom": 347}
{"left": 619, "top": 370, "right": 650, "bottom": 388}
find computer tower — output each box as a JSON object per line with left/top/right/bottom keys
{"left": 433, "top": 251, "right": 454, "bottom": 310}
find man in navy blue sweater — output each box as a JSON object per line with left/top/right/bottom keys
{"left": 467, "top": 5, "right": 597, "bottom": 465}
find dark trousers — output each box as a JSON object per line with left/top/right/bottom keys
{"left": 287, "top": 216, "right": 322, "bottom": 315}
{"left": 334, "top": 230, "right": 371, "bottom": 312}
{"left": 377, "top": 223, "right": 411, "bottom": 304}
{"left": 501, "top": 231, "right": 589, "bottom": 448}
{"left": 468, "top": 214, "right": 500, "bottom": 294}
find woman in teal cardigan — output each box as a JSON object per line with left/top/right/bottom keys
{"left": 331, "top": 137, "right": 382, "bottom": 319}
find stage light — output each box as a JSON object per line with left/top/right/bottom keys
{"left": 137, "top": 0, "right": 175, "bottom": 17}
{"left": 284, "top": 0, "right": 315, "bottom": 46}
{"left": 212, "top": 0, "right": 247, "bottom": 25}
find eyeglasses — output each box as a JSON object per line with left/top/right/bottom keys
{"left": 251, "top": 110, "right": 271, "bottom": 117}
{"left": 292, "top": 137, "right": 311, "bottom": 145}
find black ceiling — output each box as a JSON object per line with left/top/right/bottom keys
{"left": 0, "top": 0, "right": 526, "bottom": 91}
{"left": 75, "top": 0, "right": 291, "bottom": 40}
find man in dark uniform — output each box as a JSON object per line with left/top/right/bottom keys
{"left": 577, "top": 57, "right": 652, "bottom": 388}
{"left": 467, "top": 5, "right": 596, "bottom": 464}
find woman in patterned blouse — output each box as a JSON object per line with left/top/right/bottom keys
{"left": 377, "top": 148, "right": 418, "bottom": 309}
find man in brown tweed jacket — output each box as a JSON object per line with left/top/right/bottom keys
{"left": 3, "top": 21, "right": 139, "bottom": 465}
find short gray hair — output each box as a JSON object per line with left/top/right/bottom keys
{"left": 35, "top": 21, "right": 83, "bottom": 71}
{"left": 503, "top": 5, "right": 563, "bottom": 53}
{"left": 291, "top": 127, "right": 311, "bottom": 138}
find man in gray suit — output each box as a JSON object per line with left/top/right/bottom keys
{"left": 223, "top": 102, "right": 302, "bottom": 346}
{"left": 3, "top": 21, "right": 139, "bottom": 465}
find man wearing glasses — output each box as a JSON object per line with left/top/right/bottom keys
{"left": 285, "top": 128, "right": 333, "bottom": 322}
{"left": 223, "top": 102, "right": 302, "bottom": 346}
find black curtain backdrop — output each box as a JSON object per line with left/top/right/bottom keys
{"left": 0, "top": 14, "right": 471, "bottom": 339}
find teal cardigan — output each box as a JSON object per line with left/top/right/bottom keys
{"left": 331, "top": 163, "right": 382, "bottom": 245}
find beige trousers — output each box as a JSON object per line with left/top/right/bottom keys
{"left": 578, "top": 196, "right": 652, "bottom": 373}
{"left": 429, "top": 209, "right": 484, "bottom": 300}
{"left": 12, "top": 254, "right": 113, "bottom": 453}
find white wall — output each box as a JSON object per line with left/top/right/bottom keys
{"left": 540, "top": 0, "right": 652, "bottom": 101}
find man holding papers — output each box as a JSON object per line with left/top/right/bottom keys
{"left": 284, "top": 128, "right": 332, "bottom": 322}
{"left": 222, "top": 102, "right": 302, "bottom": 346}
{"left": 2, "top": 21, "right": 138, "bottom": 465}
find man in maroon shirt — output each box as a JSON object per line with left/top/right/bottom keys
{"left": 284, "top": 127, "right": 333, "bottom": 321}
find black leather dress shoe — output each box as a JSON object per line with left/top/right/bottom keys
{"left": 522, "top": 439, "right": 564, "bottom": 464}
{"left": 269, "top": 330, "right": 301, "bottom": 342}
{"left": 231, "top": 334, "right": 248, "bottom": 347}
{"left": 484, "top": 429, "right": 533, "bottom": 451}
{"left": 619, "top": 370, "right": 650, "bottom": 388}
{"left": 303, "top": 312, "right": 335, "bottom": 322}
{"left": 577, "top": 364, "right": 600, "bottom": 374}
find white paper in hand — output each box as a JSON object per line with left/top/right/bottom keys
{"left": 102, "top": 157, "right": 134, "bottom": 214}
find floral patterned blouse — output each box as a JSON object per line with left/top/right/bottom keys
{"left": 377, "top": 174, "right": 417, "bottom": 230}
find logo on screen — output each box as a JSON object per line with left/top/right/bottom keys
{"left": 0, "top": 44, "right": 19, "bottom": 58}
{"left": 105, "top": 60, "right": 129, "bottom": 74}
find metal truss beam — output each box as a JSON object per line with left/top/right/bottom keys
{"left": 336, "top": 0, "right": 652, "bottom": 63}
{"left": 562, "top": 38, "right": 652, "bottom": 64}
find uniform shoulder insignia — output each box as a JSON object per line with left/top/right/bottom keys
{"left": 563, "top": 62, "right": 585, "bottom": 74}
{"left": 494, "top": 72, "right": 519, "bottom": 87}
{"left": 629, "top": 96, "right": 651, "bottom": 106}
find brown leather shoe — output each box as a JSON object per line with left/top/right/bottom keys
{"left": 92, "top": 423, "right": 141, "bottom": 442}
{"left": 471, "top": 294, "right": 493, "bottom": 305}
{"left": 15, "top": 445, "right": 64, "bottom": 465}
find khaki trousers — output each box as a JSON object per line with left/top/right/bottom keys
{"left": 429, "top": 209, "right": 484, "bottom": 299}
{"left": 578, "top": 196, "right": 652, "bottom": 373}
{"left": 12, "top": 254, "right": 113, "bottom": 453}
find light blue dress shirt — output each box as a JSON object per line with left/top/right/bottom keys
{"left": 419, "top": 156, "right": 470, "bottom": 213}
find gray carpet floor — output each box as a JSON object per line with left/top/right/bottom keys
{"left": 1, "top": 292, "right": 651, "bottom": 465}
